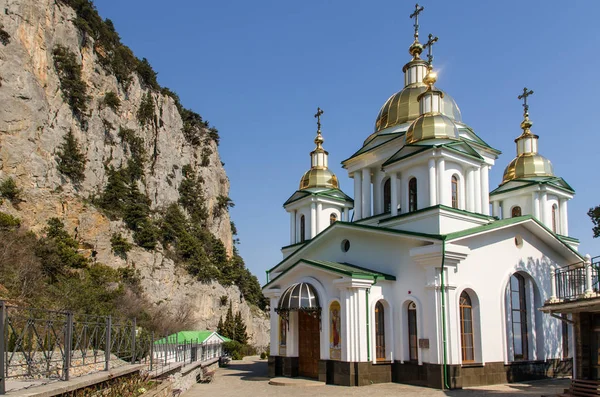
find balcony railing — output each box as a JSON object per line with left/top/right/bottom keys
{"left": 549, "top": 255, "right": 600, "bottom": 303}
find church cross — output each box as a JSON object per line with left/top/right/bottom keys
{"left": 409, "top": 4, "right": 425, "bottom": 39}
{"left": 314, "top": 107, "right": 324, "bottom": 132}
{"left": 423, "top": 33, "right": 438, "bottom": 65}
{"left": 518, "top": 87, "right": 534, "bottom": 115}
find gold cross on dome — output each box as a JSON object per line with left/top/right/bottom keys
{"left": 518, "top": 87, "right": 534, "bottom": 115}
{"left": 423, "top": 33, "right": 438, "bottom": 65}
{"left": 410, "top": 4, "right": 425, "bottom": 39}
{"left": 314, "top": 107, "right": 324, "bottom": 132}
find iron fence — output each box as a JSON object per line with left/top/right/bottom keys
{"left": 555, "top": 256, "right": 600, "bottom": 301}
{"left": 0, "top": 302, "right": 224, "bottom": 394}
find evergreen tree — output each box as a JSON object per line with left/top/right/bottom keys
{"left": 222, "top": 303, "right": 234, "bottom": 339}
{"left": 57, "top": 130, "right": 87, "bottom": 184}
{"left": 588, "top": 206, "right": 600, "bottom": 238}
{"left": 217, "top": 316, "right": 224, "bottom": 336}
{"left": 234, "top": 311, "right": 248, "bottom": 345}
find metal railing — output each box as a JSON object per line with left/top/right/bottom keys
{"left": 551, "top": 255, "right": 600, "bottom": 301}
{"left": 0, "top": 302, "right": 224, "bottom": 394}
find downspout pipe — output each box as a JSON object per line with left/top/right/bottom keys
{"left": 440, "top": 238, "right": 450, "bottom": 389}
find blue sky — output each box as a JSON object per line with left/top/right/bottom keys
{"left": 94, "top": 0, "right": 600, "bottom": 283}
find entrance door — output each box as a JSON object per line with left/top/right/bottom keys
{"left": 298, "top": 311, "right": 320, "bottom": 378}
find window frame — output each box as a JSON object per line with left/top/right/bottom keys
{"left": 407, "top": 301, "right": 418, "bottom": 361}
{"left": 459, "top": 292, "right": 475, "bottom": 363}
{"left": 408, "top": 177, "right": 418, "bottom": 213}
{"left": 510, "top": 273, "right": 529, "bottom": 360}
{"left": 451, "top": 175, "right": 459, "bottom": 209}
{"left": 375, "top": 301, "right": 386, "bottom": 361}
{"left": 511, "top": 206, "right": 522, "bottom": 218}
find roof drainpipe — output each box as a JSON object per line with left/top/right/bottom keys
{"left": 440, "top": 239, "right": 450, "bottom": 389}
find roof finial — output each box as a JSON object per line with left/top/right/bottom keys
{"left": 517, "top": 87, "right": 534, "bottom": 132}
{"left": 314, "top": 107, "right": 324, "bottom": 149}
{"left": 410, "top": 4, "right": 424, "bottom": 40}
{"left": 422, "top": 33, "right": 439, "bottom": 88}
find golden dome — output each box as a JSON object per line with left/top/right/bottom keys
{"left": 299, "top": 168, "right": 339, "bottom": 190}
{"left": 502, "top": 153, "right": 554, "bottom": 184}
{"left": 405, "top": 113, "right": 459, "bottom": 144}
{"left": 374, "top": 83, "right": 462, "bottom": 133}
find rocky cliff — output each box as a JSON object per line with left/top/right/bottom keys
{"left": 0, "top": 0, "right": 268, "bottom": 345}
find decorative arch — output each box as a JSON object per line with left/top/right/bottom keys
{"left": 400, "top": 296, "right": 423, "bottom": 364}
{"left": 408, "top": 177, "right": 418, "bottom": 212}
{"left": 375, "top": 301, "right": 386, "bottom": 361}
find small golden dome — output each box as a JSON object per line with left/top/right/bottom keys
{"left": 409, "top": 40, "right": 424, "bottom": 58}
{"left": 299, "top": 168, "right": 339, "bottom": 190}
{"left": 405, "top": 113, "right": 459, "bottom": 144}
{"left": 374, "top": 84, "right": 461, "bottom": 133}
{"left": 501, "top": 153, "right": 554, "bottom": 184}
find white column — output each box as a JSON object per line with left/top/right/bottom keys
{"left": 473, "top": 167, "right": 481, "bottom": 213}
{"left": 362, "top": 168, "right": 372, "bottom": 218}
{"left": 560, "top": 198, "right": 568, "bottom": 235}
{"left": 353, "top": 172, "right": 362, "bottom": 220}
{"left": 310, "top": 202, "right": 317, "bottom": 238}
{"left": 540, "top": 190, "right": 548, "bottom": 225}
{"left": 289, "top": 212, "right": 296, "bottom": 244}
{"left": 481, "top": 165, "right": 490, "bottom": 215}
{"left": 373, "top": 170, "right": 385, "bottom": 215}
{"left": 316, "top": 202, "right": 323, "bottom": 234}
{"left": 437, "top": 158, "right": 446, "bottom": 206}
{"left": 428, "top": 158, "right": 437, "bottom": 206}
{"left": 343, "top": 207, "right": 350, "bottom": 222}
{"left": 466, "top": 168, "right": 475, "bottom": 212}
{"left": 533, "top": 192, "right": 540, "bottom": 220}
{"left": 390, "top": 172, "right": 399, "bottom": 216}
{"left": 492, "top": 200, "right": 500, "bottom": 218}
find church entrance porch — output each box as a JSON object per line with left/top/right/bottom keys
{"left": 298, "top": 311, "right": 320, "bottom": 378}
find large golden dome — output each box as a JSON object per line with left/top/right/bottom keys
{"left": 299, "top": 168, "right": 339, "bottom": 190}
{"left": 406, "top": 113, "right": 459, "bottom": 144}
{"left": 374, "top": 83, "right": 462, "bottom": 133}
{"left": 502, "top": 153, "right": 554, "bottom": 184}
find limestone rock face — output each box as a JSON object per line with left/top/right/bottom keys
{"left": 0, "top": 0, "right": 268, "bottom": 346}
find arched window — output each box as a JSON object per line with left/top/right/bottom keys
{"left": 451, "top": 175, "right": 459, "bottom": 209}
{"left": 510, "top": 273, "right": 528, "bottom": 360}
{"left": 408, "top": 302, "right": 418, "bottom": 361}
{"left": 552, "top": 204, "right": 558, "bottom": 233}
{"left": 300, "top": 215, "right": 305, "bottom": 243}
{"left": 459, "top": 292, "right": 475, "bottom": 362}
{"left": 408, "top": 178, "right": 418, "bottom": 212}
{"left": 511, "top": 206, "right": 522, "bottom": 218}
{"left": 330, "top": 213, "right": 337, "bottom": 225}
{"left": 383, "top": 179, "right": 391, "bottom": 213}
{"left": 375, "top": 301, "right": 386, "bottom": 361}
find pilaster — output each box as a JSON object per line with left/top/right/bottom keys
{"left": 391, "top": 172, "right": 399, "bottom": 216}
{"left": 354, "top": 172, "right": 362, "bottom": 220}
{"left": 428, "top": 158, "right": 437, "bottom": 207}
{"left": 362, "top": 168, "right": 372, "bottom": 218}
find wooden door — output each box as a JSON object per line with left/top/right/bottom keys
{"left": 298, "top": 311, "right": 320, "bottom": 378}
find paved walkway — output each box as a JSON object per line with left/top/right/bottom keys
{"left": 183, "top": 356, "right": 570, "bottom": 397}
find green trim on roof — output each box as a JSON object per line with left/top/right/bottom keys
{"left": 265, "top": 221, "right": 442, "bottom": 275}
{"left": 283, "top": 188, "right": 353, "bottom": 207}
{"left": 382, "top": 145, "right": 431, "bottom": 167}
{"left": 441, "top": 143, "right": 484, "bottom": 161}
{"left": 378, "top": 204, "right": 495, "bottom": 224}
{"left": 281, "top": 240, "right": 310, "bottom": 250}
{"left": 490, "top": 177, "right": 575, "bottom": 196}
{"left": 342, "top": 134, "right": 405, "bottom": 164}
{"left": 154, "top": 330, "right": 225, "bottom": 345}
{"left": 264, "top": 258, "right": 395, "bottom": 289}
{"left": 457, "top": 126, "right": 501, "bottom": 154}
{"left": 558, "top": 234, "right": 580, "bottom": 244}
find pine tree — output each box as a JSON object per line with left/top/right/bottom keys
{"left": 223, "top": 303, "right": 234, "bottom": 339}
{"left": 57, "top": 130, "right": 86, "bottom": 184}
{"left": 217, "top": 316, "right": 224, "bottom": 336}
{"left": 234, "top": 311, "right": 248, "bottom": 345}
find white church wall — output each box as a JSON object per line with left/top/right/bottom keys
{"left": 316, "top": 203, "right": 342, "bottom": 234}
{"left": 444, "top": 161, "right": 466, "bottom": 209}
{"left": 401, "top": 165, "right": 429, "bottom": 213}
{"left": 295, "top": 207, "right": 311, "bottom": 242}
{"left": 500, "top": 195, "right": 531, "bottom": 219}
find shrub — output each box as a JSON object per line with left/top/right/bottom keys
{"left": 200, "top": 147, "right": 212, "bottom": 167}
{"left": 0, "top": 212, "right": 20, "bottom": 230}
{"left": 260, "top": 352, "right": 266, "bottom": 360}
{"left": 208, "top": 127, "right": 220, "bottom": 146}
{"left": 137, "top": 92, "right": 155, "bottom": 127}
{"left": 215, "top": 195, "right": 234, "bottom": 217}
{"left": 110, "top": 233, "right": 132, "bottom": 259}
{"left": 0, "top": 178, "right": 22, "bottom": 203}
{"left": 0, "top": 25, "right": 10, "bottom": 45}
{"left": 56, "top": 130, "right": 87, "bottom": 184}
{"left": 136, "top": 58, "right": 159, "bottom": 90}
{"left": 118, "top": 127, "right": 146, "bottom": 181}
{"left": 102, "top": 91, "right": 121, "bottom": 111}
{"left": 52, "top": 45, "right": 89, "bottom": 118}
{"left": 220, "top": 295, "right": 228, "bottom": 306}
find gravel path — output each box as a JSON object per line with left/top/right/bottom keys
{"left": 183, "top": 356, "right": 570, "bottom": 397}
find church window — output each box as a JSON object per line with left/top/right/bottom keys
{"left": 459, "top": 292, "right": 475, "bottom": 362}
{"left": 330, "top": 213, "right": 337, "bottom": 225}
{"left": 511, "top": 206, "right": 522, "bottom": 218}
{"left": 510, "top": 273, "right": 528, "bottom": 360}
{"left": 300, "top": 215, "right": 306, "bottom": 243}
{"left": 408, "top": 301, "right": 418, "bottom": 361}
{"left": 375, "top": 301, "right": 386, "bottom": 361}
{"left": 341, "top": 239, "right": 350, "bottom": 252}
{"left": 383, "top": 179, "right": 391, "bottom": 213}
{"left": 409, "top": 178, "right": 418, "bottom": 212}
{"left": 451, "top": 175, "right": 459, "bottom": 209}
{"left": 552, "top": 204, "right": 558, "bottom": 233}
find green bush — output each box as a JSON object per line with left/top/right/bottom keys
{"left": 56, "top": 130, "right": 87, "bottom": 184}
{"left": 102, "top": 91, "right": 121, "bottom": 111}
{"left": 0, "top": 212, "right": 20, "bottom": 230}
{"left": 118, "top": 127, "right": 146, "bottom": 181}
{"left": 136, "top": 58, "right": 159, "bottom": 90}
{"left": 110, "top": 233, "right": 132, "bottom": 258}
{"left": 0, "top": 25, "right": 10, "bottom": 45}
{"left": 137, "top": 92, "right": 155, "bottom": 127}
{"left": 200, "top": 147, "right": 212, "bottom": 167}
{"left": 260, "top": 352, "right": 266, "bottom": 360}
{"left": 52, "top": 45, "right": 89, "bottom": 118}
{"left": 0, "top": 177, "right": 22, "bottom": 203}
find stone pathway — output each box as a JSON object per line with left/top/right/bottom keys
{"left": 182, "top": 356, "right": 571, "bottom": 397}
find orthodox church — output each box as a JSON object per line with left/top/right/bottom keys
{"left": 263, "top": 5, "right": 582, "bottom": 388}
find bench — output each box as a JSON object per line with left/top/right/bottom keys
{"left": 559, "top": 379, "right": 600, "bottom": 397}
{"left": 200, "top": 367, "right": 216, "bottom": 383}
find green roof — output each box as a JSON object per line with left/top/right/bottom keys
{"left": 264, "top": 259, "right": 395, "bottom": 289}
{"left": 378, "top": 204, "right": 495, "bottom": 224}
{"left": 154, "top": 330, "right": 227, "bottom": 345}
